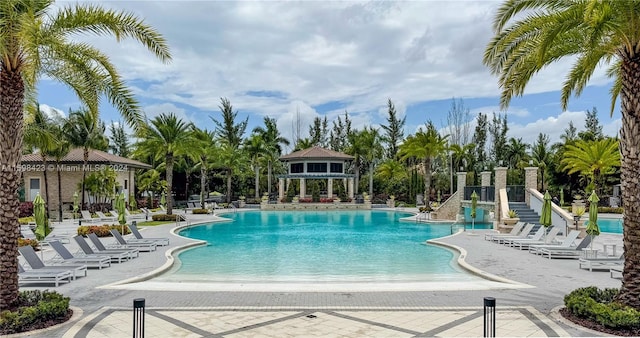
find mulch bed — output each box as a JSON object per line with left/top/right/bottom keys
{"left": 0, "top": 309, "right": 73, "bottom": 336}
{"left": 560, "top": 307, "right": 640, "bottom": 336}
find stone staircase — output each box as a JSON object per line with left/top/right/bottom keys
{"left": 509, "top": 202, "right": 541, "bottom": 231}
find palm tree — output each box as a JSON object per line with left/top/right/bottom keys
{"left": 399, "top": 122, "right": 448, "bottom": 204}
{"left": 253, "top": 117, "right": 289, "bottom": 196}
{"left": 48, "top": 126, "right": 71, "bottom": 222}
{"left": 294, "top": 138, "right": 314, "bottom": 151}
{"left": 23, "top": 106, "right": 56, "bottom": 218}
{"left": 346, "top": 130, "right": 369, "bottom": 195}
{"left": 135, "top": 113, "right": 193, "bottom": 215}
{"left": 562, "top": 138, "right": 620, "bottom": 193}
{"left": 483, "top": 0, "right": 640, "bottom": 307}
{"left": 244, "top": 134, "right": 268, "bottom": 199}
{"left": 216, "top": 142, "right": 247, "bottom": 203}
{"left": 64, "top": 108, "right": 109, "bottom": 209}
{"left": 191, "top": 128, "right": 217, "bottom": 209}
{"left": 505, "top": 138, "right": 529, "bottom": 169}
{"left": 0, "top": 0, "right": 170, "bottom": 309}
{"left": 375, "top": 159, "right": 407, "bottom": 194}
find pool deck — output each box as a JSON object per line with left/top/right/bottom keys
{"left": 17, "top": 208, "right": 622, "bottom": 337}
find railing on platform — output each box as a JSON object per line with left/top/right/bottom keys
{"left": 464, "top": 186, "right": 495, "bottom": 202}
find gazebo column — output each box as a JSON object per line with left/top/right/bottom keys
{"left": 327, "top": 178, "right": 333, "bottom": 199}
{"left": 300, "top": 178, "right": 306, "bottom": 198}
{"left": 348, "top": 178, "right": 354, "bottom": 199}
{"left": 279, "top": 178, "right": 285, "bottom": 202}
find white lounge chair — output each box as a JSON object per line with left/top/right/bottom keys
{"left": 495, "top": 223, "right": 535, "bottom": 244}
{"left": 537, "top": 236, "right": 593, "bottom": 259}
{"left": 79, "top": 210, "right": 99, "bottom": 223}
{"left": 49, "top": 240, "right": 111, "bottom": 269}
{"left": 18, "top": 263, "right": 72, "bottom": 287}
{"left": 20, "top": 225, "right": 70, "bottom": 244}
{"left": 529, "top": 230, "right": 581, "bottom": 254}
{"left": 87, "top": 233, "right": 140, "bottom": 257}
{"left": 510, "top": 227, "right": 560, "bottom": 250}
{"left": 128, "top": 223, "right": 170, "bottom": 246}
{"left": 579, "top": 253, "right": 624, "bottom": 272}
{"left": 19, "top": 245, "right": 87, "bottom": 280}
{"left": 109, "top": 230, "right": 157, "bottom": 252}
{"left": 503, "top": 226, "right": 546, "bottom": 247}
{"left": 73, "top": 235, "right": 133, "bottom": 263}
{"left": 95, "top": 211, "right": 116, "bottom": 222}
{"left": 484, "top": 222, "right": 524, "bottom": 241}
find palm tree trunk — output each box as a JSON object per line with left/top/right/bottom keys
{"left": 226, "top": 169, "right": 232, "bottom": 203}
{"left": 616, "top": 54, "right": 640, "bottom": 309}
{"left": 423, "top": 158, "right": 431, "bottom": 204}
{"left": 41, "top": 155, "right": 50, "bottom": 219}
{"left": 0, "top": 68, "right": 25, "bottom": 310}
{"left": 57, "top": 166, "right": 63, "bottom": 221}
{"left": 369, "top": 161, "right": 374, "bottom": 196}
{"left": 254, "top": 164, "right": 260, "bottom": 199}
{"left": 166, "top": 154, "right": 174, "bottom": 215}
{"left": 354, "top": 161, "right": 360, "bottom": 195}
{"left": 81, "top": 148, "right": 88, "bottom": 210}
{"left": 267, "top": 160, "right": 272, "bottom": 196}
{"left": 200, "top": 161, "right": 206, "bottom": 209}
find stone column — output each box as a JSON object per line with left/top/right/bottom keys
{"left": 524, "top": 167, "right": 538, "bottom": 206}
{"left": 456, "top": 172, "right": 467, "bottom": 221}
{"left": 481, "top": 171, "right": 491, "bottom": 187}
{"left": 494, "top": 167, "right": 508, "bottom": 224}
{"left": 327, "top": 178, "right": 333, "bottom": 199}
{"left": 279, "top": 178, "right": 285, "bottom": 202}
{"left": 300, "top": 178, "right": 306, "bottom": 198}
{"left": 348, "top": 178, "right": 354, "bottom": 199}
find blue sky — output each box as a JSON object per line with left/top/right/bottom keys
{"left": 39, "top": 1, "right": 621, "bottom": 151}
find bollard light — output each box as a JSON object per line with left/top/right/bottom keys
{"left": 133, "top": 298, "right": 145, "bottom": 338}
{"left": 484, "top": 297, "right": 496, "bottom": 337}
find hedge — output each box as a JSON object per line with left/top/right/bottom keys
{"left": 192, "top": 209, "right": 209, "bottom": 214}
{"left": 77, "top": 225, "right": 130, "bottom": 237}
{"left": 0, "top": 290, "right": 70, "bottom": 335}
{"left": 152, "top": 214, "right": 180, "bottom": 221}
{"left": 17, "top": 238, "right": 39, "bottom": 250}
{"left": 564, "top": 286, "right": 640, "bottom": 329}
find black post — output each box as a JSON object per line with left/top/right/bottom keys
{"left": 133, "top": 298, "right": 145, "bottom": 338}
{"left": 484, "top": 297, "right": 496, "bottom": 337}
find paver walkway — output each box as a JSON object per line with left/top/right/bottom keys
{"left": 19, "top": 209, "right": 621, "bottom": 337}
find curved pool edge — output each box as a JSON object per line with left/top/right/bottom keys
{"left": 426, "top": 231, "right": 533, "bottom": 288}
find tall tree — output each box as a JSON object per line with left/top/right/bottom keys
{"left": 359, "top": 127, "right": 384, "bottom": 196}
{"left": 253, "top": 117, "right": 289, "bottom": 196}
{"left": 530, "top": 133, "right": 551, "bottom": 191}
{"left": 244, "top": 133, "right": 268, "bottom": 198}
{"left": 561, "top": 121, "right": 578, "bottom": 144}
{"left": 505, "top": 137, "right": 529, "bottom": 169}
{"left": 472, "top": 113, "right": 488, "bottom": 167}
{"left": 488, "top": 112, "right": 508, "bottom": 164}
{"left": 212, "top": 98, "right": 248, "bottom": 149}
{"left": 329, "top": 111, "right": 352, "bottom": 152}
{"left": 380, "top": 99, "right": 406, "bottom": 159}
{"left": 135, "top": 113, "right": 193, "bottom": 215}
{"left": 446, "top": 98, "right": 472, "bottom": 147}
{"left": 48, "top": 125, "right": 71, "bottom": 222}
{"left": 562, "top": 138, "right": 620, "bottom": 193}
{"left": 483, "top": 0, "right": 640, "bottom": 307}
{"left": 578, "top": 107, "right": 604, "bottom": 141}
{"left": 64, "top": 109, "right": 109, "bottom": 209}
{"left": 109, "top": 121, "right": 130, "bottom": 157}
{"left": 190, "top": 128, "right": 217, "bottom": 209}
{"left": 308, "top": 116, "right": 329, "bottom": 147}
{"left": 399, "top": 122, "right": 448, "bottom": 204}
{"left": 23, "top": 106, "right": 55, "bottom": 218}
{"left": 0, "top": 0, "right": 170, "bottom": 310}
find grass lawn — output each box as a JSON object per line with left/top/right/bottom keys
{"left": 136, "top": 220, "right": 174, "bottom": 227}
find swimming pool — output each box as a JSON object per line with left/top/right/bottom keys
{"left": 596, "top": 218, "right": 623, "bottom": 234}
{"left": 160, "top": 210, "right": 493, "bottom": 284}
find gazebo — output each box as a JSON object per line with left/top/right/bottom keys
{"left": 278, "top": 146, "right": 355, "bottom": 201}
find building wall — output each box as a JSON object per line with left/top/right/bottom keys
{"left": 23, "top": 167, "right": 137, "bottom": 218}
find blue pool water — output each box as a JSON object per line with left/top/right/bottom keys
{"left": 164, "top": 210, "right": 491, "bottom": 283}
{"left": 595, "top": 218, "right": 623, "bottom": 234}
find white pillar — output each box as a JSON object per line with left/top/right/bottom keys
{"left": 300, "top": 178, "right": 306, "bottom": 198}
{"left": 348, "top": 178, "right": 354, "bottom": 199}
{"left": 279, "top": 178, "right": 285, "bottom": 202}
{"left": 327, "top": 178, "right": 333, "bottom": 198}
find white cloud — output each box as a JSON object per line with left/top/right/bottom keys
{"left": 508, "top": 110, "right": 619, "bottom": 144}
{"left": 39, "top": 104, "right": 65, "bottom": 120}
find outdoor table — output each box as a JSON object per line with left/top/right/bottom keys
{"left": 581, "top": 248, "right": 599, "bottom": 259}
{"left": 602, "top": 243, "right": 618, "bottom": 257}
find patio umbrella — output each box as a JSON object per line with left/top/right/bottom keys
{"left": 33, "top": 193, "right": 50, "bottom": 240}
{"left": 129, "top": 194, "right": 137, "bottom": 210}
{"left": 586, "top": 190, "right": 601, "bottom": 249}
{"left": 559, "top": 189, "right": 565, "bottom": 207}
{"left": 116, "top": 192, "right": 127, "bottom": 234}
{"left": 470, "top": 190, "right": 478, "bottom": 232}
{"left": 72, "top": 191, "right": 79, "bottom": 219}
{"left": 539, "top": 190, "right": 553, "bottom": 243}
{"left": 160, "top": 192, "right": 166, "bottom": 208}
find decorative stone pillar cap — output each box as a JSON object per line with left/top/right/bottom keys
{"left": 524, "top": 167, "right": 538, "bottom": 171}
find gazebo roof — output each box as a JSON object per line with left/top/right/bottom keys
{"left": 279, "top": 146, "right": 354, "bottom": 161}
{"left": 21, "top": 148, "right": 151, "bottom": 169}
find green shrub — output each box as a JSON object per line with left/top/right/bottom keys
{"left": 152, "top": 214, "right": 179, "bottom": 221}
{"left": 564, "top": 286, "right": 640, "bottom": 329}
{"left": 598, "top": 207, "right": 624, "bottom": 214}
{"left": 17, "top": 238, "right": 39, "bottom": 250}
{"left": 0, "top": 290, "right": 70, "bottom": 335}
{"left": 77, "top": 224, "right": 130, "bottom": 237}
{"left": 18, "top": 217, "right": 34, "bottom": 225}
{"left": 192, "top": 208, "right": 209, "bottom": 214}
